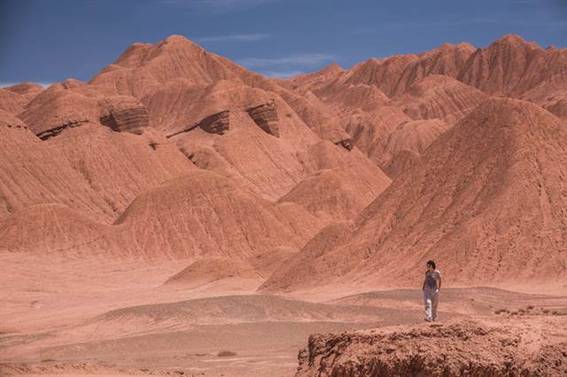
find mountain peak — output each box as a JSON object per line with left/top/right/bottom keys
{"left": 320, "top": 62, "right": 343, "bottom": 75}
{"left": 436, "top": 42, "right": 476, "bottom": 52}
{"left": 493, "top": 34, "right": 541, "bottom": 49}
{"left": 164, "top": 34, "right": 190, "bottom": 43}
{"left": 159, "top": 34, "right": 201, "bottom": 48}
{"left": 112, "top": 34, "right": 203, "bottom": 69}
{"left": 498, "top": 33, "right": 526, "bottom": 43}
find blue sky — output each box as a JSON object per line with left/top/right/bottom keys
{"left": 1, "top": 0, "right": 566, "bottom": 86}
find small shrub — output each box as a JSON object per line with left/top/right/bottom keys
{"left": 217, "top": 350, "right": 237, "bottom": 357}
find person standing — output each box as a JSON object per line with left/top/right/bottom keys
{"left": 422, "top": 260, "right": 441, "bottom": 322}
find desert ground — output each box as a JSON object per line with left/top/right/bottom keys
{"left": 1, "top": 252, "right": 566, "bottom": 376}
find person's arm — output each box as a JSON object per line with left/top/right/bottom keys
{"left": 422, "top": 273, "right": 426, "bottom": 290}
{"left": 436, "top": 274, "right": 442, "bottom": 291}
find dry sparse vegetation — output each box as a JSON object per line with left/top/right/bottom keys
{"left": 217, "top": 350, "right": 237, "bottom": 357}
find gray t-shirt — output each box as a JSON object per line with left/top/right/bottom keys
{"left": 425, "top": 270, "right": 441, "bottom": 289}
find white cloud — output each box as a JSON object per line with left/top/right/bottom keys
{"left": 0, "top": 81, "right": 52, "bottom": 88}
{"left": 238, "top": 53, "right": 336, "bottom": 69}
{"left": 197, "top": 33, "right": 270, "bottom": 43}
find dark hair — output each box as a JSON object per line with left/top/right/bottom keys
{"left": 426, "top": 260, "right": 436, "bottom": 269}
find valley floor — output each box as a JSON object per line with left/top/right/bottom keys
{"left": 1, "top": 252, "right": 566, "bottom": 377}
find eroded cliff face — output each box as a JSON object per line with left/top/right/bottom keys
{"left": 295, "top": 319, "right": 567, "bottom": 377}
{"left": 37, "top": 119, "right": 91, "bottom": 140}
{"left": 246, "top": 100, "right": 280, "bottom": 137}
{"left": 17, "top": 81, "right": 152, "bottom": 140}
{"left": 98, "top": 96, "right": 150, "bottom": 134}
{"left": 167, "top": 110, "right": 230, "bottom": 138}
{"left": 195, "top": 110, "right": 230, "bottom": 134}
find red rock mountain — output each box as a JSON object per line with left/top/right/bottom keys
{"left": 2, "top": 34, "right": 566, "bottom": 289}
{"left": 90, "top": 35, "right": 350, "bottom": 144}
{"left": 0, "top": 111, "right": 114, "bottom": 222}
{"left": 390, "top": 75, "right": 487, "bottom": 123}
{"left": 291, "top": 35, "right": 567, "bottom": 164}
{"left": 0, "top": 35, "right": 385, "bottom": 269}
{"left": 262, "top": 98, "right": 567, "bottom": 291}
{"left": 113, "top": 170, "right": 325, "bottom": 259}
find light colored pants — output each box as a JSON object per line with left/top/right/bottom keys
{"left": 423, "top": 288, "right": 439, "bottom": 321}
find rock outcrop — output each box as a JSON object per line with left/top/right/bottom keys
{"left": 155, "top": 80, "right": 326, "bottom": 201}
{"left": 335, "top": 138, "right": 353, "bottom": 151}
{"left": 36, "top": 119, "right": 91, "bottom": 140}
{"left": 295, "top": 319, "right": 567, "bottom": 377}
{"left": 19, "top": 81, "right": 152, "bottom": 139}
{"left": 167, "top": 110, "right": 230, "bottom": 138}
{"left": 17, "top": 81, "right": 101, "bottom": 139}
{"left": 197, "top": 110, "right": 230, "bottom": 135}
{"left": 246, "top": 100, "right": 280, "bottom": 137}
{"left": 98, "top": 96, "right": 150, "bottom": 134}
{"left": 90, "top": 34, "right": 352, "bottom": 145}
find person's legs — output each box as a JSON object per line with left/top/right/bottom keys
{"left": 423, "top": 289, "right": 433, "bottom": 321}
{"left": 432, "top": 291, "right": 439, "bottom": 321}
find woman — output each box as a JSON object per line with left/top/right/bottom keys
{"left": 422, "top": 260, "right": 441, "bottom": 322}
